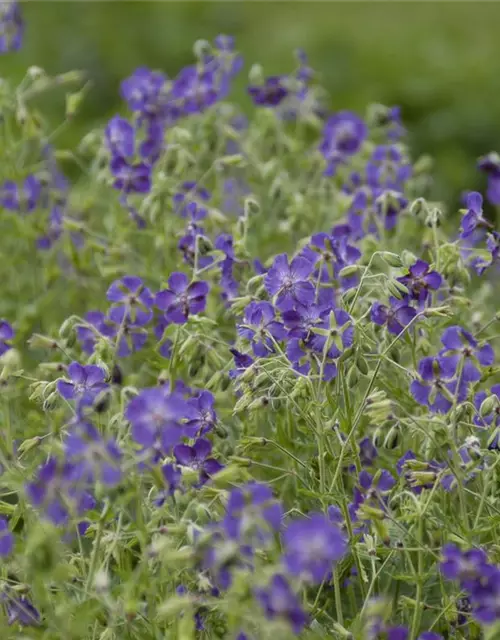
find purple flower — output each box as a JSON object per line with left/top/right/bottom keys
{"left": 155, "top": 463, "right": 182, "bottom": 504}
{"left": 359, "top": 437, "right": 378, "bottom": 467}
{"left": 440, "top": 544, "right": 489, "bottom": 584}
{"left": 174, "top": 438, "right": 223, "bottom": 486}
{"left": 283, "top": 512, "right": 346, "bottom": 584}
{"left": 25, "top": 457, "right": 95, "bottom": 527}
{"left": 238, "top": 301, "right": 286, "bottom": 357}
{"left": 105, "top": 116, "right": 135, "bottom": 158}
{"left": 264, "top": 253, "right": 314, "bottom": 311}
{"left": 125, "top": 386, "right": 193, "bottom": 452}
{"left": 398, "top": 259, "right": 442, "bottom": 305}
{"left": 0, "top": 518, "right": 13, "bottom": 556}
{"left": 366, "top": 145, "right": 412, "bottom": 191}
{"left": 0, "top": 320, "right": 14, "bottom": 355}
{"left": 173, "top": 181, "right": 211, "bottom": 219}
{"left": 255, "top": 574, "right": 307, "bottom": 634}
{"left": 285, "top": 309, "right": 352, "bottom": 381}
{"left": 1, "top": 589, "right": 40, "bottom": 626}
{"left": 229, "top": 348, "right": 254, "bottom": 378}
{"left": 418, "top": 634, "right": 443, "bottom": 640}
{"left": 371, "top": 297, "right": 416, "bottom": 335}
{"left": 410, "top": 356, "right": 461, "bottom": 413}
{"left": 460, "top": 192, "right": 491, "bottom": 239}
{"left": 203, "top": 483, "right": 283, "bottom": 589}
{"left": 348, "top": 469, "right": 395, "bottom": 531}
{"left": 106, "top": 275, "right": 154, "bottom": 326}
{"left": 309, "top": 308, "right": 354, "bottom": 358}
{"left": 1, "top": 175, "right": 41, "bottom": 213}
{"left": 439, "top": 325, "right": 494, "bottom": 384}
{"left": 282, "top": 303, "right": 327, "bottom": 339}
{"left": 0, "top": 1, "right": 23, "bottom": 53}
{"left": 320, "top": 111, "right": 367, "bottom": 175}
{"left": 109, "top": 156, "right": 151, "bottom": 194}
{"left": 478, "top": 152, "right": 500, "bottom": 206}
{"left": 223, "top": 482, "right": 283, "bottom": 541}
{"left": 57, "top": 362, "right": 108, "bottom": 404}
{"left": 248, "top": 76, "right": 288, "bottom": 107}
{"left": 120, "top": 67, "right": 168, "bottom": 118}
{"left": 64, "top": 422, "right": 122, "bottom": 487}
{"left": 185, "top": 390, "right": 217, "bottom": 436}
{"left": 473, "top": 231, "right": 500, "bottom": 275}
{"left": 439, "top": 544, "right": 500, "bottom": 624}
{"left": 156, "top": 272, "right": 209, "bottom": 324}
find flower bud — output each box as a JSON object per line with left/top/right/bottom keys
{"left": 480, "top": 395, "right": 499, "bottom": 417}
{"left": 380, "top": 252, "right": 403, "bottom": 268}
{"left": 338, "top": 265, "right": 362, "bottom": 279}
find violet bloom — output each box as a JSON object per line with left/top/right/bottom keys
{"left": 174, "top": 438, "right": 223, "bottom": 486}
{"left": 223, "top": 482, "right": 283, "bottom": 542}
{"left": 173, "top": 181, "right": 210, "bottom": 219}
{"left": 473, "top": 231, "right": 500, "bottom": 275}
{"left": 307, "top": 227, "right": 361, "bottom": 289}
{"left": 440, "top": 544, "right": 489, "bottom": 584}
{"left": 460, "top": 192, "right": 492, "bottom": 239}
{"left": 125, "top": 386, "right": 193, "bottom": 452}
{"left": 238, "top": 301, "right": 286, "bottom": 357}
{"left": 282, "top": 303, "right": 327, "bottom": 340}
{"left": 229, "top": 348, "right": 254, "bottom": 378}
{"left": 106, "top": 275, "right": 154, "bottom": 326}
{"left": 215, "top": 233, "right": 239, "bottom": 303}
{"left": 359, "top": 437, "right": 378, "bottom": 467}
{"left": 178, "top": 224, "right": 213, "bottom": 271}
{"left": 320, "top": 111, "right": 367, "bottom": 176}
{"left": 255, "top": 574, "right": 307, "bottom": 635}
{"left": 25, "top": 457, "right": 96, "bottom": 527}
{"left": 76, "top": 311, "right": 117, "bottom": 354}
{"left": 348, "top": 469, "right": 395, "bottom": 531}
{"left": 310, "top": 308, "right": 354, "bottom": 359}
{"left": 283, "top": 512, "right": 346, "bottom": 584}
{"left": 0, "top": 518, "right": 13, "bottom": 556}
{"left": 155, "top": 463, "right": 182, "bottom": 505}
{"left": 64, "top": 422, "right": 122, "bottom": 487}
{"left": 410, "top": 356, "right": 462, "bottom": 414}
{"left": 418, "top": 634, "right": 443, "bottom": 640}
{"left": 156, "top": 272, "right": 209, "bottom": 324}
{"left": 398, "top": 259, "right": 442, "bottom": 305}
{"left": 203, "top": 483, "right": 283, "bottom": 589}
{"left": 105, "top": 115, "right": 135, "bottom": 159}
{"left": 371, "top": 297, "right": 416, "bottom": 335}
{"left": 366, "top": 145, "right": 412, "bottom": 191}
{"left": 0, "top": 320, "right": 14, "bottom": 355}
{"left": 170, "top": 59, "right": 229, "bottom": 117}
{"left": 478, "top": 152, "right": 500, "bottom": 206}
{"left": 109, "top": 156, "right": 151, "bottom": 194}
{"left": 121, "top": 67, "right": 168, "bottom": 118}
{"left": 1, "top": 175, "right": 41, "bottom": 213}
{"left": 1, "top": 589, "right": 40, "bottom": 627}
{"left": 0, "top": 1, "right": 23, "bottom": 53}
{"left": 57, "top": 362, "right": 108, "bottom": 404}
{"left": 248, "top": 76, "right": 288, "bottom": 107}
{"left": 185, "top": 390, "right": 217, "bottom": 436}
{"left": 264, "top": 253, "right": 314, "bottom": 311}
{"left": 438, "top": 325, "right": 494, "bottom": 384}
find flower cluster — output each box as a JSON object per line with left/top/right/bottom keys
{"left": 3, "top": 9, "right": 500, "bottom": 638}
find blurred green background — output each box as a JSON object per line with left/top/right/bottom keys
{"left": 5, "top": 1, "right": 500, "bottom": 205}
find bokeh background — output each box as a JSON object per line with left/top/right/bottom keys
{"left": 5, "top": 1, "right": 500, "bottom": 206}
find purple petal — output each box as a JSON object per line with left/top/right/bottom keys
{"left": 411, "top": 380, "right": 430, "bottom": 406}
{"left": 67, "top": 362, "right": 86, "bottom": 384}
{"left": 168, "top": 272, "right": 188, "bottom": 293}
